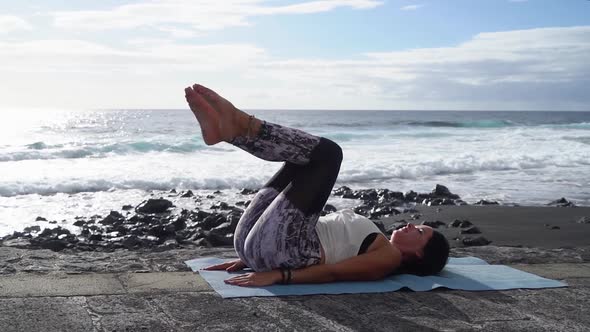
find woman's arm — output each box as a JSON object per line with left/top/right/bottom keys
{"left": 224, "top": 245, "right": 401, "bottom": 287}
{"left": 292, "top": 244, "right": 401, "bottom": 283}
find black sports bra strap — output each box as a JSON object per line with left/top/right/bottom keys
{"left": 357, "top": 232, "right": 380, "bottom": 255}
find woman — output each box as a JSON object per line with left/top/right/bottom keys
{"left": 185, "top": 84, "right": 450, "bottom": 287}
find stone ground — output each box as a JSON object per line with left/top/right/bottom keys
{"left": 1, "top": 246, "right": 589, "bottom": 332}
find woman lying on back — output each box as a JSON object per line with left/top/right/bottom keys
{"left": 185, "top": 84, "right": 450, "bottom": 287}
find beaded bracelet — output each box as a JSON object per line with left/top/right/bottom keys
{"left": 246, "top": 114, "right": 255, "bottom": 143}
{"left": 285, "top": 269, "right": 292, "bottom": 284}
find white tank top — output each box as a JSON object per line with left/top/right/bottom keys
{"left": 315, "top": 209, "right": 382, "bottom": 264}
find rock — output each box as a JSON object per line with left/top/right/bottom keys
{"left": 410, "top": 214, "right": 421, "bottom": 220}
{"left": 421, "top": 220, "right": 446, "bottom": 228}
{"left": 333, "top": 186, "right": 353, "bottom": 197}
{"left": 154, "top": 239, "right": 179, "bottom": 251}
{"left": 323, "top": 204, "right": 338, "bottom": 214}
{"left": 192, "top": 238, "right": 212, "bottom": 247}
{"left": 235, "top": 201, "right": 246, "bottom": 206}
{"left": 240, "top": 188, "right": 258, "bottom": 195}
{"left": 205, "top": 231, "right": 234, "bottom": 246}
{"left": 33, "top": 238, "right": 70, "bottom": 251}
{"left": 89, "top": 234, "right": 103, "bottom": 241}
{"left": 576, "top": 216, "right": 590, "bottom": 224}
{"left": 35, "top": 216, "right": 47, "bottom": 222}
{"left": 136, "top": 199, "right": 174, "bottom": 214}
{"left": 121, "top": 235, "right": 143, "bottom": 249}
{"left": 122, "top": 205, "right": 133, "bottom": 211}
{"left": 474, "top": 200, "right": 499, "bottom": 205}
{"left": 210, "top": 202, "right": 231, "bottom": 210}
{"left": 450, "top": 219, "right": 473, "bottom": 228}
{"left": 213, "top": 190, "right": 222, "bottom": 194}
{"left": 432, "top": 184, "right": 460, "bottom": 199}
{"left": 225, "top": 210, "right": 243, "bottom": 229}
{"left": 23, "top": 225, "right": 41, "bottom": 233}
{"left": 359, "top": 189, "right": 378, "bottom": 201}
{"left": 206, "top": 194, "right": 215, "bottom": 199}
{"left": 547, "top": 197, "right": 576, "bottom": 207}
{"left": 462, "top": 236, "right": 491, "bottom": 246}
{"left": 200, "top": 214, "right": 228, "bottom": 230}
{"left": 73, "top": 219, "right": 86, "bottom": 227}
{"left": 180, "top": 190, "right": 194, "bottom": 198}
{"left": 99, "top": 211, "right": 125, "bottom": 225}
{"left": 404, "top": 190, "right": 418, "bottom": 202}
{"left": 368, "top": 206, "right": 400, "bottom": 219}
{"left": 211, "top": 221, "right": 232, "bottom": 232}
{"left": 170, "top": 189, "right": 177, "bottom": 194}
{"left": 172, "top": 217, "right": 187, "bottom": 231}
{"left": 377, "top": 189, "right": 404, "bottom": 201}
{"left": 48, "top": 220, "right": 57, "bottom": 224}
{"left": 460, "top": 226, "right": 481, "bottom": 234}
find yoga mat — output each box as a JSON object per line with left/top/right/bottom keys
{"left": 184, "top": 256, "right": 567, "bottom": 298}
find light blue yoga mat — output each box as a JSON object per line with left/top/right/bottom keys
{"left": 185, "top": 256, "right": 567, "bottom": 298}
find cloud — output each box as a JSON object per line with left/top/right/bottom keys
{"left": 0, "top": 39, "right": 266, "bottom": 73}
{"left": 51, "top": 0, "right": 383, "bottom": 35}
{"left": 249, "top": 26, "right": 590, "bottom": 109}
{"left": 400, "top": 4, "right": 424, "bottom": 11}
{"left": 1, "top": 26, "right": 589, "bottom": 110}
{"left": 0, "top": 15, "right": 33, "bottom": 33}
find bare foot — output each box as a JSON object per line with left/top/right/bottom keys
{"left": 184, "top": 85, "right": 240, "bottom": 145}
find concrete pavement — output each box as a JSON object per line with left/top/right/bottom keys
{"left": 1, "top": 263, "right": 589, "bottom": 331}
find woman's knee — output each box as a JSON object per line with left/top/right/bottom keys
{"left": 311, "top": 137, "right": 343, "bottom": 165}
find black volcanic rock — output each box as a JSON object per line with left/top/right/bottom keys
{"left": 180, "top": 190, "right": 194, "bottom": 198}
{"left": 321, "top": 204, "right": 338, "bottom": 216}
{"left": 432, "top": 184, "right": 460, "bottom": 199}
{"left": 421, "top": 220, "right": 446, "bottom": 228}
{"left": 240, "top": 188, "right": 258, "bottom": 195}
{"left": 23, "top": 225, "right": 41, "bottom": 233}
{"left": 461, "top": 226, "right": 481, "bottom": 234}
{"left": 136, "top": 199, "right": 174, "bottom": 214}
{"left": 474, "top": 200, "right": 499, "bottom": 205}
{"left": 368, "top": 206, "right": 400, "bottom": 220}
{"left": 462, "top": 236, "right": 491, "bottom": 246}
{"left": 547, "top": 197, "right": 576, "bottom": 207}
{"left": 210, "top": 201, "right": 231, "bottom": 210}
{"left": 99, "top": 211, "right": 125, "bottom": 226}
{"left": 450, "top": 219, "right": 473, "bottom": 228}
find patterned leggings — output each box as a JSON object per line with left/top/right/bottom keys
{"left": 231, "top": 121, "right": 342, "bottom": 272}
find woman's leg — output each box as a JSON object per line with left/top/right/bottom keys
{"left": 232, "top": 162, "right": 302, "bottom": 264}
{"left": 185, "top": 85, "right": 342, "bottom": 271}
{"left": 232, "top": 122, "right": 342, "bottom": 271}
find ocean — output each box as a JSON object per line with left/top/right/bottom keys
{"left": 1, "top": 109, "right": 589, "bottom": 235}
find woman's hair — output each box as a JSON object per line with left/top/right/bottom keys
{"left": 399, "top": 231, "right": 450, "bottom": 276}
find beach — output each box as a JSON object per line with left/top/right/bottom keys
{"left": 1, "top": 190, "right": 590, "bottom": 331}
{"left": 2, "top": 110, "right": 590, "bottom": 330}
{"left": 0, "top": 185, "right": 590, "bottom": 331}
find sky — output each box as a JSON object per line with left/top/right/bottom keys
{"left": 0, "top": 0, "right": 589, "bottom": 111}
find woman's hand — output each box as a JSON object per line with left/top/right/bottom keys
{"left": 202, "top": 259, "right": 246, "bottom": 272}
{"left": 224, "top": 270, "right": 282, "bottom": 287}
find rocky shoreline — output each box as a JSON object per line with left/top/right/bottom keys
{"left": 0, "top": 184, "right": 581, "bottom": 253}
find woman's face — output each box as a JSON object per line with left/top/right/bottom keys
{"left": 390, "top": 223, "right": 434, "bottom": 258}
